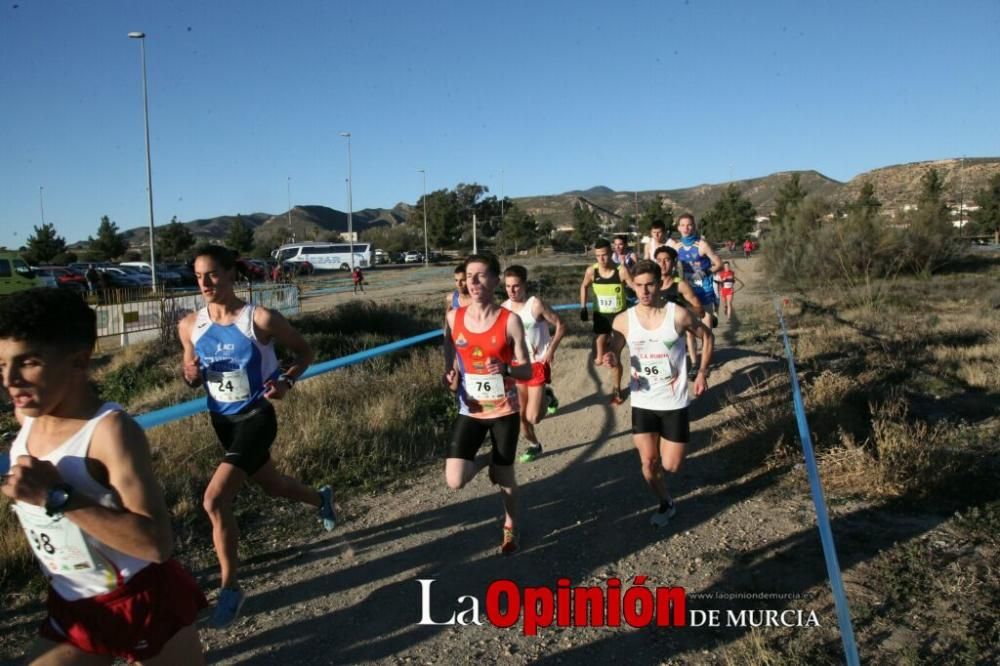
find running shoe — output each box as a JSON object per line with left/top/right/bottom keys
{"left": 500, "top": 526, "right": 519, "bottom": 555}
{"left": 610, "top": 389, "right": 624, "bottom": 406}
{"left": 649, "top": 500, "right": 677, "bottom": 528}
{"left": 318, "top": 485, "right": 337, "bottom": 531}
{"left": 519, "top": 443, "right": 543, "bottom": 463}
{"left": 545, "top": 388, "right": 560, "bottom": 415}
{"left": 210, "top": 587, "right": 246, "bottom": 629}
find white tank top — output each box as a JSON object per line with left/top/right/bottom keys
{"left": 9, "top": 403, "right": 153, "bottom": 601}
{"left": 626, "top": 303, "right": 689, "bottom": 411}
{"left": 502, "top": 296, "right": 550, "bottom": 362}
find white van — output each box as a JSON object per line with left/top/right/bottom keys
{"left": 272, "top": 242, "right": 371, "bottom": 271}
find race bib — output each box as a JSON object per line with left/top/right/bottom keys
{"left": 13, "top": 504, "right": 98, "bottom": 575}
{"left": 466, "top": 373, "right": 505, "bottom": 401}
{"left": 723, "top": 280, "right": 734, "bottom": 290}
{"left": 206, "top": 369, "right": 252, "bottom": 403}
{"left": 638, "top": 357, "right": 673, "bottom": 382}
{"left": 597, "top": 294, "right": 623, "bottom": 313}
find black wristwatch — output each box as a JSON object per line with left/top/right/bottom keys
{"left": 45, "top": 483, "right": 74, "bottom": 518}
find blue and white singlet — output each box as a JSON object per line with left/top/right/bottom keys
{"left": 191, "top": 305, "right": 280, "bottom": 415}
{"left": 677, "top": 238, "right": 717, "bottom": 305}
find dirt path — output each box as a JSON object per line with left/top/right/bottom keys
{"left": 186, "top": 257, "right": 843, "bottom": 664}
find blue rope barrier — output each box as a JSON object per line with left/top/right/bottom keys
{"left": 773, "top": 297, "right": 860, "bottom": 666}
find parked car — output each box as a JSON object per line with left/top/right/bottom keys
{"left": 403, "top": 251, "right": 423, "bottom": 263}
{"left": 32, "top": 266, "right": 88, "bottom": 292}
{"left": 373, "top": 249, "right": 391, "bottom": 265}
{"left": 119, "top": 262, "right": 183, "bottom": 286}
{"left": 0, "top": 252, "right": 43, "bottom": 294}
{"left": 162, "top": 262, "right": 197, "bottom": 287}
{"left": 97, "top": 267, "right": 150, "bottom": 288}
{"left": 235, "top": 258, "right": 268, "bottom": 282}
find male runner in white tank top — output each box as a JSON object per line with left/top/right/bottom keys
{"left": 1, "top": 288, "right": 206, "bottom": 664}
{"left": 602, "top": 260, "right": 714, "bottom": 528}
{"left": 502, "top": 265, "right": 566, "bottom": 462}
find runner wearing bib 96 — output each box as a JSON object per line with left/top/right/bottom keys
{"left": 178, "top": 244, "right": 337, "bottom": 630}
{"left": 602, "top": 260, "right": 714, "bottom": 528}
{"left": 579, "top": 238, "right": 633, "bottom": 405}
{"left": 443, "top": 254, "right": 533, "bottom": 555}
{"left": 1, "top": 288, "right": 207, "bottom": 665}
{"left": 501, "top": 265, "right": 566, "bottom": 463}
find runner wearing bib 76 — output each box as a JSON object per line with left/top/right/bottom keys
{"left": 443, "top": 254, "right": 533, "bottom": 555}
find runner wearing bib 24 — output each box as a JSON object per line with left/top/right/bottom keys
{"left": 178, "top": 244, "right": 337, "bottom": 630}
{"left": 443, "top": 254, "right": 533, "bottom": 555}
{"left": 579, "top": 238, "right": 633, "bottom": 405}
{"left": 603, "top": 260, "right": 714, "bottom": 529}
{"left": 1, "top": 288, "right": 206, "bottom": 664}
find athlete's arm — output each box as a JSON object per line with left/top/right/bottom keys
{"left": 677, "top": 307, "right": 714, "bottom": 397}
{"left": 601, "top": 312, "right": 629, "bottom": 366}
{"left": 618, "top": 264, "right": 635, "bottom": 290}
{"left": 177, "top": 313, "right": 202, "bottom": 388}
{"left": 2, "top": 412, "right": 174, "bottom": 562}
{"left": 254, "top": 306, "right": 315, "bottom": 399}
{"left": 443, "top": 308, "right": 458, "bottom": 382}
{"left": 502, "top": 314, "right": 533, "bottom": 381}
{"left": 579, "top": 266, "right": 594, "bottom": 309}
{"left": 701, "top": 240, "right": 724, "bottom": 274}
{"left": 533, "top": 298, "right": 566, "bottom": 365}
{"left": 677, "top": 281, "right": 706, "bottom": 318}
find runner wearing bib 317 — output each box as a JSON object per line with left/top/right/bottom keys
{"left": 603, "top": 260, "right": 714, "bottom": 529}
{"left": 443, "top": 254, "right": 533, "bottom": 555}
{"left": 579, "top": 238, "right": 633, "bottom": 405}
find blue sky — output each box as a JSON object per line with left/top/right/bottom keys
{"left": 2, "top": 0, "right": 998, "bottom": 247}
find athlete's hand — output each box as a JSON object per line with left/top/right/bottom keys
{"left": 443, "top": 369, "right": 459, "bottom": 392}
{"left": 183, "top": 356, "right": 202, "bottom": 387}
{"left": 693, "top": 371, "right": 708, "bottom": 397}
{"left": 602, "top": 352, "right": 618, "bottom": 368}
{"left": 263, "top": 379, "right": 289, "bottom": 401}
{"left": 485, "top": 358, "right": 506, "bottom": 375}
{"left": 1, "top": 456, "right": 61, "bottom": 506}
{"left": 580, "top": 307, "right": 589, "bottom": 322}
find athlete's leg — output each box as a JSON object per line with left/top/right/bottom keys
{"left": 660, "top": 438, "right": 687, "bottom": 475}
{"left": 594, "top": 332, "right": 608, "bottom": 366}
{"left": 23, "top": 639, "right": 111, "bottom": 666}
{"left": 490, "top": 414, "right": 522, "bottom": 536}
{"left": 444, "top": 454, "right": 490, "bottom": 489}
{"left": 490, "top": 462, "right": 519, "bottom": 528}
{"left": 140, "top": 626, "right": 205, "bottom": 666}
{"left": 252, "top": 460, "right": 321, "bottom": 507}
{"left": 612, "top": 353, "right": 623, "bottom": 393}
{"left": 203, "top": 463, "right": 247, "bottom": 589}
{"left": 445, "top": 415, "right": 491, "bottom": 488}
{"left": 524, "top": 384, "right": 546, "bottom": 427}
{"left": 633, "top": 432, "right": 668, "bottom": 502}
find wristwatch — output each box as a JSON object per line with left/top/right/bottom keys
{"left": 45, "top": 483, "right": 74, "bottom": 518}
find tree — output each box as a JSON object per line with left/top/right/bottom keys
{"left": 24, "top": 223, "right": 66, "bottom": 265}
{"left": 637, "top": 197, "right": 673, "bottom": 236}
{"left": 851, "top": 181, "right": 882, "bottom": 221}
{"left": 772, "top": 173, "right": 808, "bottom": 227}
{"left": 157, "top": 217, "right": 196, "bottom": 260}
{"left": 420, "top": 189, "right": 462, "bottom": 248}
{"left": 970, "top": 173, "right": 1000, "bottom": 236}
{"left": 903, "top": 168, "right": 956, "bottom": 275}
{"left": 572, "top": 202, "right": 602, "bottom": 249}
{"left": 88, "top": 215, "right": 127, "bottom": 260}
{"left": 252, "top": 228, "right": 286, "bottom": 259}
{"left": 501, "top": 204, "right": 538, "bottom": 254}
{"left": 700, "top": 184, "right": 757, "bottom": 241}
{"left": 225, "top": 215, "right": 255, "bottom": 255}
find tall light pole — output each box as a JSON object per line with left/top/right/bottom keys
{"left": 418, "top": 169, "right": 429, "bottom": 267}
{"left": 39, "top": 186, "right": 46, "bottom": 225}
{"left": 128, "top": 31, "right": 158, "bottom": 290}
{"left": 339, "top": 132, "right": 354, "bottom": 270}
{"left": 286, "top": 177, "right": 294, "bottom": 241}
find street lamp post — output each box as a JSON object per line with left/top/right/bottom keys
{"left": 418, "top": 169, "right": 429, "bottom": 267}
{"left": 128, "top": 31, "right": 158, "bottom": 291}
{"left": 286, "top": 177, "right": 294, "bottom": 241}
{"left": 39, "top": 186, "right": 45, "bottom": 225}
{"left": 339, "top": 132, "right": 354, "bottom": 271}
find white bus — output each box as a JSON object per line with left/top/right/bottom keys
{"left": 272, "top": 242, "right": 371, "bottom": 271}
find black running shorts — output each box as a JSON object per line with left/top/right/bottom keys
{"left": 448, "top": 413, "right": 520, "bottom": 466}
{"left": 631, "top": 406, "right": 690, "bottom": 443}
{"left": 593, "top": 311, "right": 617, "bottom": 336}
{"left": 209, "top": 400, "right": 277, "bottom": 475}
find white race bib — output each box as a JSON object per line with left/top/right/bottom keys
{"left": 206, "top": 369, "right": 252, "bottom": 403}
{"left": 466, "top": 373, "right": 505, "bottom": 401}
{"left": 13, "top": 504, "right": 98, "bottom": 575}
{"left": 597, "top": 294, "right": 621, "bottom": 313}
{"left": 634, "top": 356, "right": 674, "bottom": 391}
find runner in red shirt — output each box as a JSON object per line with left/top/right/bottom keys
{"left": 714, "top": 261, "right": 742, "bottom": 321}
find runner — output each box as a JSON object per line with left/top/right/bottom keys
{"left": 177, "top": 244, "right": 336, "bottom": 629}
{"left": 612, "top": 234, "right": 639, "bottom": 272}
{"left": 579, "top": 238, "right": 633, "bottom": 405}
{"left": 501, "top": 265, "right": 566, "bottom": 463}
{"left": 644, "top": 221, "right": 669, "bottom": 260}
{"left": 352, "top": 266, "right": 365, "bottom": 294}
{"left": 442, "top": 254, "right": 533, "bottom": 554}
{"left": 666, "top": 214, "right": 723, "bottom": 373}
{"left": 1, "top": 288, "right": 207, "bottom": 664}
{"left": 743, "top": 238, "right": 754, "bottom": 259}
{"left": 602, "top": 260, "right": 714, "bottom": 527}
{"left": 714, "top": 260, "right": 742, "bottom": 321}
{"left": 654, "top": 246, "right": 705, "bottom": 321}
{"left": 446, "top": 263, "right": 472, "bottom": 312}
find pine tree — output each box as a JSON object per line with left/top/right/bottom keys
{"left": 88, "top": 216, "right": 127, "bottom": 260}
{"left": 24, "top": 223, "right": 67, "bottom": 264}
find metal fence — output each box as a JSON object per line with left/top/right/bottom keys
{"left": 91, "top": 284, "right": 300, "bottom": 347}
